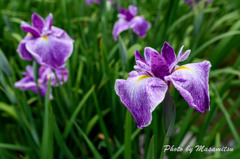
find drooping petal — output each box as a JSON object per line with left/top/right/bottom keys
{"left": 161, "top": 41, "right": 176, "bottom": 67}
{"left": 51, "top": 26, "right": 74, "bottom": 41}
{"left": 14, "top": 75, "right": 49, "bottom": 97}
{"left": 17, "top": 34, "right": 35, "bottom": 60}
{"left": 130, "top": 16, "right": 150, "bottom": 38}
{"left": 115, "top": 75, "right": 168, "bottom": 129}
{"left": 165, "top": 61, "right": 211, "bottom": 113}
{"left": 31, "top": 12, "right": 45, "bottom": 32}
{"left": 21, "top": 21, "right": 41, "bottom": 37}
{"left": 25, "top": 35, "right": 73, "bottom": 69}
{"left": 112, "top": 19, "right": 130, "bottom": 41}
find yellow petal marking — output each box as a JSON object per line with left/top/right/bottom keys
{"left": 137, "top": 75, "right": 151, "bottom": 83}
{"left": 174, "top": 66, "right": 192, "bottom": 72}
{"left": 27, "top": 33, "right": 32, "bottom": 36}
{"left": 42, "top": 35, "right": 48, "bottom": 40}
{"left": 47, "top": 73, "right": 51, "bottom": 78}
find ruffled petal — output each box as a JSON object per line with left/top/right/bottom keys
{"left": 165, "top": 61, "right": 211, "bottom": 113}
{"left": 21, "top": 21, "right": 41, "bottom": 37}
{"left": 161, "top": 41, "right": 176, "bottom": 67}
{"left": 115, "top": 74, "right": 168, "bottom": 128}
{"left": 51, "top": 26, "right": 74, "bottom": 41}
{"left": 31, "top": 12, "right": 45, "bottom": 32}
{"left": 17, "top": 35, "right": 35, "bottom": 60}
{"left": 130, "top": 16, "right": 150, "bottom": 38}
{"left": 112, "top": 19, "right": 130, "bottom": 41}
{"left": 25, "top": 35, "right": 73, "bottom": 69}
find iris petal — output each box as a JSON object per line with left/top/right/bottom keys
{"left": 115, "top": 74, "right": 168, "bottom": 128}
{"left": 161, "top": 41, "right": 176, "bottom": 67}
{"left": 31, "top": 12, "right": 45, "bottom": 32}
{"left": 17, "top": 35, "right": 35, "bottom": 60}
{"left": 21, "top": 22, "right": 41, "bottom": 37}
{"left": 26, "top": 35, "right": 73, "bottom": 69}
{"left": 165, "top": 61, "right": 211, "bottom": 113}
{"left": 130, "top": 16, "right": 151, "bottom": 38}
{"left": 112, "top": 19, "right": 130, "bottom": 41}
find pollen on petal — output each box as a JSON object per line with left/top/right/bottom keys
{"left": 42, "top": 35, "right": 48, "bottom": 40}
{"left": 27, "top": 33, "right": 32, "bottom": 36}
{"left": 47, "top": 73, "right": 52, "bottom": 78}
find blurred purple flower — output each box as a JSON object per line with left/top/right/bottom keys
{"left": 17, "top": 13, "right": 74, "bottom": 69}
{"left": 115, "top": 42, "right": 211, "bottom": 128}
{"left": 15, "top": 65, "right": 68, "bottom": 99}
{"left": 85, "top": 0, "right": 113, "bottom": 6}
{"left": 112, "top": 5, "right": 151, "bottom": 41}
{"left": 185, "top": 0, "right": 214, "bottom": 5}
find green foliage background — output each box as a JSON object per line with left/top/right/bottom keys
{"left": 0, "top": 0, "right": 240, "bottom": 158}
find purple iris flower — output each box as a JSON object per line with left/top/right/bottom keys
{"left": 17, "top": 13, "right": 74, "bottom": 69}
{"left": 14, "top": 65, "right": 68, "bottom": 99}
{"left": 85, "top": 0, "right": 100, "bottom": 6}
{"left": 185, "top": 0, "right": 214, "bottom": 5}
{"left": 115, "top": 42, "right": 211, "bottom": 129}
{"left": 113, "top": 5, "right": 151, "bottom": 41}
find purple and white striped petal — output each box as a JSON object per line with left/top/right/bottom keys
{"left": 25, "top": 35, "right": 73, "bottom": 69}
{"left": 115, "top": 74, "right": 168, "bottom": 129}
{"left": 51, "top": 26, "right": 74, "bottom": 41}
{"left": 17, "top": 34, "right": 35, "bottom": 60}
{"left": 165, "top": 61, "right": 211, "bottom": 113}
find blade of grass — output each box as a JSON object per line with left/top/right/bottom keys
{"left": 63, "top": 85, "right": 95, "bottom": 138}
{"left": 211, "top": 83, "right": 240, "bottom": 144}
{"left": 74, "top": 122, "right": 102, "bottom": 159}
{"left": 111, "top": 129, "right": 141, "bottom": 159}
{"left": 41, "top": 79, "right": 53, "bottom": 159}
{"left": 124, "top": 110, "right": 132, "bottom": 159}
{"left": 92, "top": 91, "right": 113, "bottom": 156}
{"left": 0, "top": 143, "right": 30, "bottom": 152}
{"left": 146, "top": 135, "right": 155, "bottom": 159}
